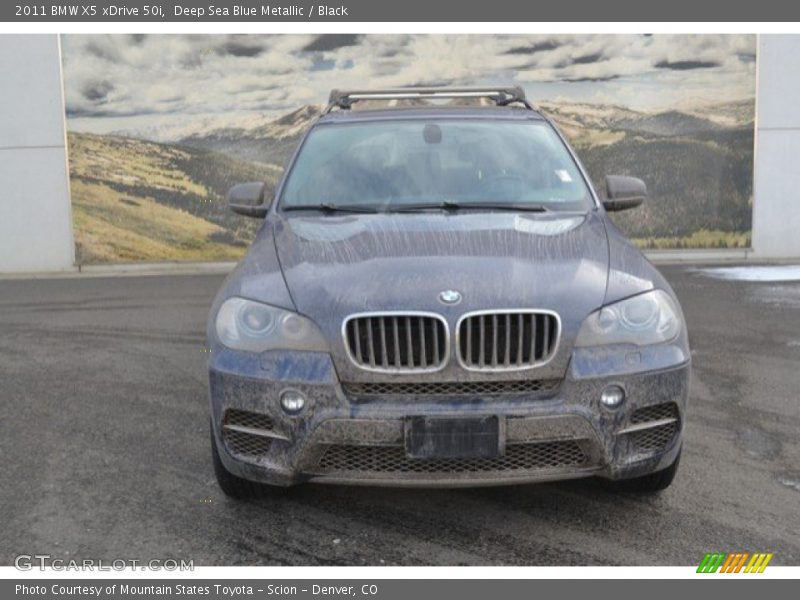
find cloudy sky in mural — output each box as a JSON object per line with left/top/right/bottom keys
{"left": 62, "top": 34, "right": 756, "bottom": 140}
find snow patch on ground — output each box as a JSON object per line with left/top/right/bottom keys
{"left": 696, "top": 265, "right": 800, "bottom": 282}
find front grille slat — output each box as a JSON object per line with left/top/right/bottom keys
{"left": 392, "top": 317, "right": 401, "bottom": 368}
{"left": 458, "top": 311, "right": 558, "bottom": 371}
{"left": 541, "top": 314, "right": 550, "bottom": 360}
{"left": 479, "top": 315, "right": 486, "bottom": 367}
{"left": 504, "top": 314, "right": 511, "bottom": 366}
{"left": 345, "top": 313, "right": 448, "bottom": 373}
{"left": 466, "top": 318, "right": 472, "bottom": 365}
{"left": 353, "top": 319, "right": 362, "bottom": 364}
{"left": 405, "top": 316, "right": 414, "bottom": 366}
{"left": 432, "top": 317, "right": 439, "bottom": 366}
{"left": 379, "top": 318, "right": 388, "bottom": 369}
{"left": 418, "top": 316, "right": 427, "bottom": 368}
{"left": 366, "top": 317, "right": 375, "bottom": 367}
{"left": 491, "top": 314, "right": 499, "bottom": 366}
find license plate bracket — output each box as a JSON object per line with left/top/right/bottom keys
{"left": 405, "top": 416, "right": 501, "bottom": 459}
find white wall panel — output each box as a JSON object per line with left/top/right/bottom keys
{"left": 0, "top": 34, "right": 74, "bottom": 273}
{"left": 752, "top": 35, "right": 800, "bottom": 258}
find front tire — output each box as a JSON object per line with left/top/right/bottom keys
{"left": 611, "top": 448, "right": 681, "bottom": 494}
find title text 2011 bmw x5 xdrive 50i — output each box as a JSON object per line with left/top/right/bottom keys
{"left": 207, "top": 87, "right": 690, "bottom": 497}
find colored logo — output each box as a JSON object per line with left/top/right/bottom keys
{"left": 697, "top": 552, "right": 773, "bottom": 573}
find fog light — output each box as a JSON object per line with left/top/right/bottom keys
{"left": 600, "top": 385, "right": 625, "bottom": 409}
{"left": 280, "top": 389, "right": 306, "bottom": 414}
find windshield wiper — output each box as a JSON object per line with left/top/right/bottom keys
{"left": 390, "top": 200, "right": 549, "bottom": 213}
{"left": 283, "top": 203, "right": 382, "bottom": 214}
{"left": 284, "top": 201, "right": 550, "bottom": 214}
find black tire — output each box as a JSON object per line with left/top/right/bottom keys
{"left": 610, "top": 448, "right": 681, "bottom": 494}
{"left": 210, "top": 425, "right": 275, "bottom": 499}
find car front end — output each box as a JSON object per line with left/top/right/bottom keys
{"left": 208, "top": 210, "right": 689, "bottom": 490}
{"left": 210, "top": 349, "right": 688, "bottom": 489}
{"left": 207, "top": 89, "right": 690, "bottom": 494}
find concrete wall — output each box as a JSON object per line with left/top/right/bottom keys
{"left": 752, "top": 35, "right": 800, "bottom": 258}
{"left": 0, "top": 34, "right": 74, "bottom": 273}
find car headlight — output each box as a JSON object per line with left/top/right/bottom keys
{"left": 575, "top": 290, "right": 681, "bottom": 347}
{"left": 215, "top": 297, "right": 327, "bottom": 353}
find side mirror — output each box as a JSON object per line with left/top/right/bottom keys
{"left": 227, "top": 182, "right": 270, "bottom": 218}
{"left": 603, "top": 175, "right": 646, "bottom": 212}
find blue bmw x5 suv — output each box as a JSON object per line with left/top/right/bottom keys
{"left": 206, "top": 87, "right": 690, "bottom": 497}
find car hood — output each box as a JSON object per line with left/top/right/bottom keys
{"left": 273, "top": 210, "right": 609, "bottom": 381}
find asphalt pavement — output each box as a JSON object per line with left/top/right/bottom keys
{"left": 1, "top": 265, "right": 799, "bottom": 565}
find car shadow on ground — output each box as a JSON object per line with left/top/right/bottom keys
{"left": 205, "top": 477, "right": 673, "bottom": 565}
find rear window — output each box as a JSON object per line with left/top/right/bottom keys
{"left": 279, "top": 119, "right": 593, "bottom": 211}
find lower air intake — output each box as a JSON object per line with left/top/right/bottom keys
{"left": 625, "top": 402, "right": 680, "bottom": 454}
{"left": 342, "top": 379, "right": 561, "bottom": 397}
{"left": 630, "top": 402, "right": 679, "bottom": 425}
{"left": 627, "top": 422, "right": 679, "bottom": 454}
{"left": 316, "top": 440, "right": 587, "bottom": 474}
{"left": 222, "top": 409, "right": 274, "bottom": 458}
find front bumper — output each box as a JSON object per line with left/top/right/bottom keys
{"left": 209, "top": 346, "right": 689, "bottom": 488}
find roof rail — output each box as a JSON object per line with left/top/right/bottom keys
{"left": 326, "top": 86, "right": 533, "bottom": 112}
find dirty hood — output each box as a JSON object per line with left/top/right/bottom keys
{"left": 274, "top": 211, "right": 610, "bottom": 381}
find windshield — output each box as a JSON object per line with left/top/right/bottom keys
{"left": 279, "top": 119, "right": 593, "bottom": 212}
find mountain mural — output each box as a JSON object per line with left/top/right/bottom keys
{"left": 540, "top": 100, "right": 754, "bottom": 245}
{"left": 68, "top": 132, "right": 271, "bottom": 263}
{"left": 180, "top": 105, "right": 325, "bottom": 167}
{"left": 60, "top": 33, "right": 757, "bottom": 262}
{"left": 67, "top": 98, "right": 753, "bottom": 263}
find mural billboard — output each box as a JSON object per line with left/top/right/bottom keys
{"left": 61, "top": 34, "right": 756, "bottom": 263}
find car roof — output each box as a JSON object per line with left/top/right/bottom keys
{"left": 315, "top": 106, "right": 547, "bottom": 125}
